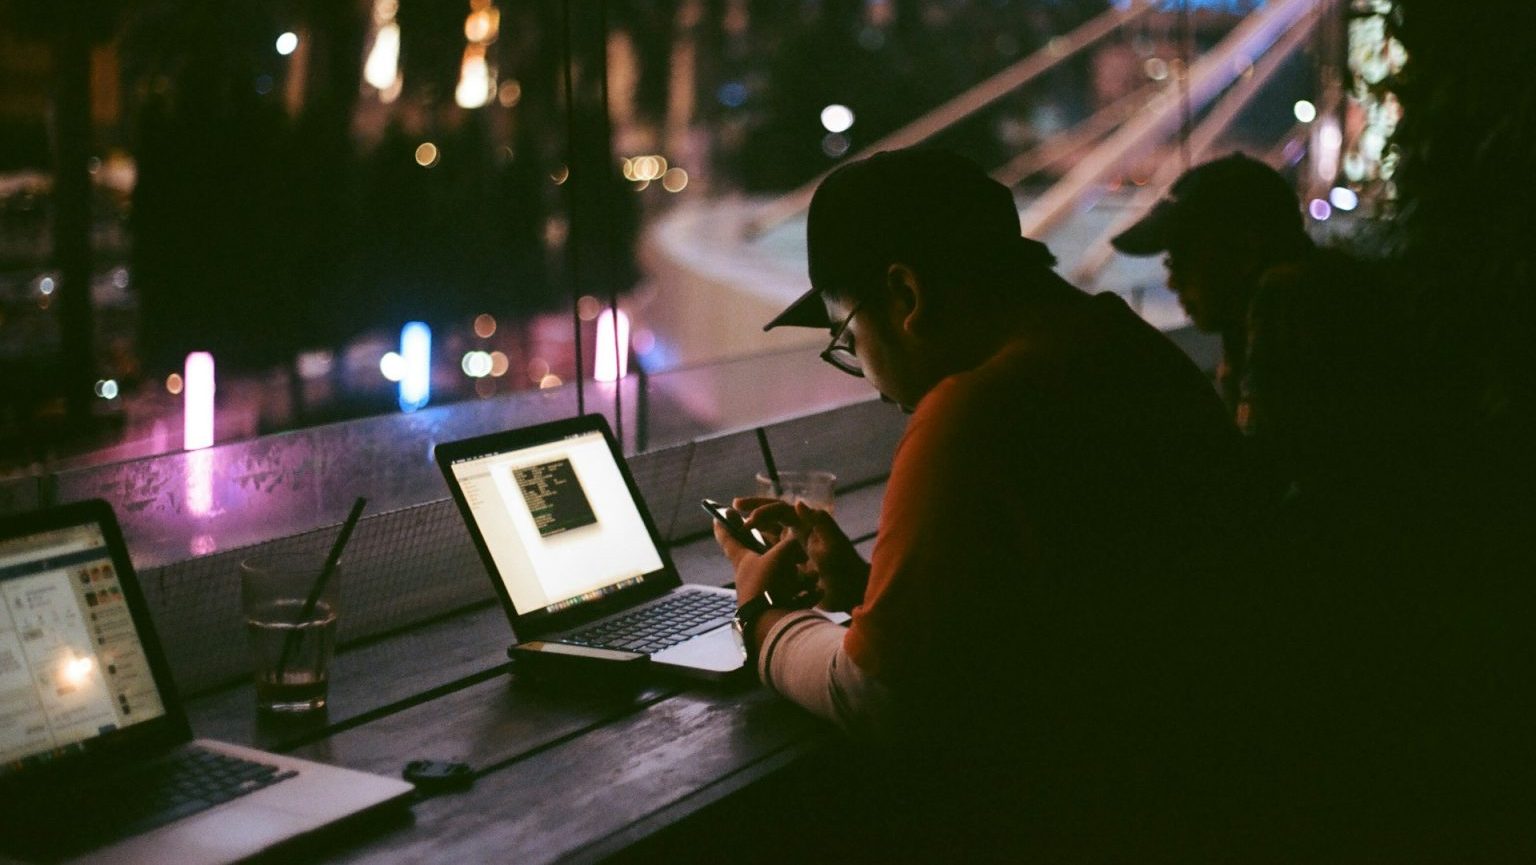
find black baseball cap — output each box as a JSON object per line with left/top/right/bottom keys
{"left": 1110, "top": 152, "right": 1305, "bottom": 256}
{"left": 764, "top": 148, "right": 1056, "bottom": 331}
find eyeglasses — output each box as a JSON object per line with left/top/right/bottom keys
{"left": 819, "top": 300, "right": 864, "bottom": 378}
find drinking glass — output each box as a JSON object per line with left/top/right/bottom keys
{"left": 240, "top": 554, "right": 339, "bottom": 713}
{"left": 754, "top": 470, "right": 837, "bottom": 512}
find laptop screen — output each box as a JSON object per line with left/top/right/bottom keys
{"left": 446, "top": 427, "right": 667, "bottom": 617}
{"left": 0, "top": 521, "right": 168, "bottom": 778}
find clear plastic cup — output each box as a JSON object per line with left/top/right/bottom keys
{"left": 240, "top": 554, "right": 339, "bottom": 713}
{"left": 755, "top": 470, "right": 837, "bottom": 512}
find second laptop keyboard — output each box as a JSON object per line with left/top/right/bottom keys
{"left": 565, "top": 590, "right": 736, "bottom": 654}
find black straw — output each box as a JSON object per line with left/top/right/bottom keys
{"left": 276, "top": 496, "right": 366, "bottom": 678}
{"left": 755, "top": 428, "right": 781, "bottom": 496}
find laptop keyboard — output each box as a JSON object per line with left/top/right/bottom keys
{"left": 104, "top": 747, "right": 298, "bottom": 837}
{"left": 5, "top": 746, "right": 298, "bottom": 857}
{"left": 564, "top": 590, "right": 736, "bottom": 654}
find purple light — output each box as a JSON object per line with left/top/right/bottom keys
{"left": 1308, "top": 198, "right": 1332, "bottom": 221}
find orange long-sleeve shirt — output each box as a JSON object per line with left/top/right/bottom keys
{"left": 842, "top": 293, "right": 1256, "bottom": 710}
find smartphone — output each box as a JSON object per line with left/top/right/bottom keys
{"left": 700, "top": 498, "right": 770, "bottom": 554}
{"left": 508, "top": 640, "right": 649, "bottom": 687}
{"left": 508, "top": 641, "right": 647, "bottom": 664}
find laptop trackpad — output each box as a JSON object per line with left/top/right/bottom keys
{"left": 78, "top": 801, "right": 304, "bottom": 865}
{"left": 653, "top": 626, "right": 743, "bottom": 673}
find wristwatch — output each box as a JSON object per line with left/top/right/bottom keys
{"left": 731, "top": 590, "right": 778, "bottom": 657}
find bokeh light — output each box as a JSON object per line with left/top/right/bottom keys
{"left": 379, "top": 352, "right": 405, "bottom": 382}
{"left": 498, "top": 80, "right": 522, "bottom": 108}
{"left": 625, "top": 155, "right": 667, "bottom": 182}
{"left": 489, "top": 351, "right": 510, "bottom": 377}
{"left": 461, "top": 351, "right": 493, "bottom": 378}
{"left": 820, "top": 104, "right": 855, "bottom": 134}
{"left": 821, "top": 133, "right": 850, "bottom": 158}
{"left": 1328, "top": 186, "right": 1360, "bottom": 211}
{"left": 662, "top": 167, "right": 689, "bottom": 193}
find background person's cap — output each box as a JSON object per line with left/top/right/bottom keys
{"left": 1110, "top": 152, "right": 1305, "bottom": 256}
{"left": 764, "top": 148, "right": 1055, "bottom": 331}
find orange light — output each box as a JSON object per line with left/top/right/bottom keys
{"left": 61, "top": 655, "right": 95, "bottom": 687}
{"left": 498, "top": 80, "right": 522, "bottom": 108}
{"left": 662, "top": 167, "right": 689, "bottom": 193}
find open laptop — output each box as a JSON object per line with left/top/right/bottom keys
{"left": 435, "top": 414, "right": 745, "bottom": 680}
{"left": 0, "top": 500, "right": 413, "bottom": 865}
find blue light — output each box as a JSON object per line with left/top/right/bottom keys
{"left": 635, "top": 336, "right": 677, "bottom": 371}
{"left": 399, "top": 321, "right": 431, "bottom": 412}
{"left": 716, "top": 81, "right": 748, "bottom": 108}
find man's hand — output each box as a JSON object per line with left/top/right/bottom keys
{"left": 713, "top": 510, "right": 812, "bottom": 607}
{"left": 734, "top": 498, "right": 871, "bottom": 613}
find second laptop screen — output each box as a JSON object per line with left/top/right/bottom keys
{"left": 448, "top": 430, "right": 666, "bottom": 616}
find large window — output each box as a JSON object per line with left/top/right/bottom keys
{"left": 2, "top": 0, "right": 1332, "bottom": 473}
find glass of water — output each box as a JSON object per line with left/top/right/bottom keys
{"left": 755, "top": 470, "right": 837, "bottom": 512}
{"left": 240, "top": 554, "right": 339, "bottom": 713}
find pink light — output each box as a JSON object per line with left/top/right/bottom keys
{"left": 187, "top": 448, "right": 215, "bottom": 518}
{"left": 594, "top": 308, "right": 631, "bottom": 382}
{"left": 184, "top": 352, "right": 215, "bottom": 450}
{"left": 1308, "top": 198, "right": 1332, "bottom": 221}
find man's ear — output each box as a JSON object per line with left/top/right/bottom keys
{"left": 884, "top": 263, "right": 925, "bottom": 335}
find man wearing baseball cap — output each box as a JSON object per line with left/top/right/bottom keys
{"left": 1113, "top": 154, "right": 1422, "bottom": 508}
{"left": 711, "top": 147, "right": 1266, "bottom": 856}
{"left": 1111, "top": 152, "right": 1314, "bottom": 429}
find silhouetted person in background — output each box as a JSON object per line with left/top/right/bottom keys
{"left": 1111, "top": 153, "right": 1421, "bottom": 532}
{"left": 714, "top": 148, "right": 1268, "bottom": 859}
{"left": 1111, "top": 153, "right": 1312, "bottom": 432}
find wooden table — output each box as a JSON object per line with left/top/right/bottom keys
{"left": 183, "top": 485, "right": 886, "bottom": 864}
